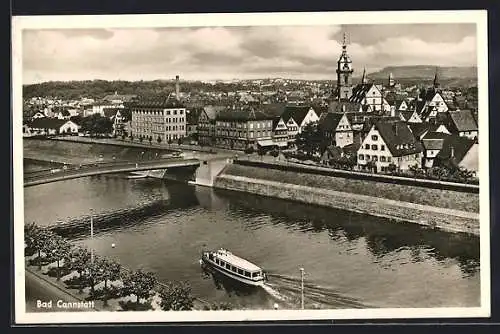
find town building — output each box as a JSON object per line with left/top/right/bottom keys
{"left": 435, "top": 135, "right": 478, "bottom": 175}
{"left": 318, "top": 112, "right": 354, "bottom": 148}
{"left": 444, "top": 110, "right": 478, "bottom": 140}
{"left": 25, "top": 119, "right": 80, "bottom": 137}
{"left": 280, "top": 106, "right": 320, "bottom": 146}
{"left": 357, "top": 120, "right": 423, "bottom": 172}
{"left": 128, "top": 98, "right": 187, "bottom": 143}
{"left": 185, "top": 107, "right": 203, "bottom": 139}
{"left": 349, "top": 83, "right": 391, "bottom": 113}
{"left": 198, "top": 105, "right": 225, "bottom": 146}
{"left": 214, "top": 108, "right": 275, "bottom": 150}
{"left": 271, "top": 116, "right": 289, "bottom": 148}
{"left": 421, "top": 132, "right": 451, "bottom": 168}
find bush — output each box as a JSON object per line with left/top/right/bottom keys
{"left": 118, "top": 300, "right": 153, "bottom": 311}
{"left": 46, "top": 266, "right": 73, "bottom": 278}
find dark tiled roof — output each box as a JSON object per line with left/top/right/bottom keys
{"left": 422, "top": 131, "right": 451, "bottom": 140}
{"left": 362, "top": 116, "right": 400, "bottom": 133}
{"left": 399, "top": 111, "right": 414, "bottom": 122}
{"left": 349, "top": 83, "right": 374, "bottom": 104}
{"left": 129, "top": 97, "right": 185, "bottom": 109}
{"left": 280, "top": 106, "right": 313, "bottom": 125}
{"left": 374, "top": 120, "right": 423, "bottom": 157}
{"left": 408, "top": 122, "right": 431, "bottom": 138}
{"left": 102, "top": 108, "right": 120, "bottom": 118}
{"left": 203, "top": 105, "right": 226, "bottom": 120}
{"left": 216, "top": 108, "right": 274, "bottom": 121}
{"left": 422, "top": 132, "right": 451, "bottom": 150}
{"left": 28, "top": 118, "right": 69, "bottom": 129}
{"left": 318, "top": 112, "right": 344, "bottom": 132}
{"left": 261, "top": 103, "right": 286, "bottom": 117}
{"left": 448, "top": 110, "right": 478, "bottom": 132}
{"left": 436, "top": 135, "right": 475, "bottom": 164}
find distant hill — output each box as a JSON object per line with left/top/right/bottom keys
{"left": 367, "top": 66, "right": 477, "bottom": 80}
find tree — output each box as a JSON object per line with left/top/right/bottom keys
{"left": 257, "top": 145, "right": 266, "bottom": 160}
{"left": 270, "top": 149, "right": 279, "bottom": 158}
{"left": 157, "top": 136, "right": 162, "bottom": 145}
{"left": 203, "top": 302, "right": 233, "bottom": 310}
{"left": 295, "top": 122, "right": 323, "bottom": 157}
{"left": 65, "top": 247, "right": 92, "bottom": 293}
{"left": 99, "top": 259, "right": 122, "bottom": 306}
{"left": 122, "top": 269, "right": 158, "bottom": 305}
{"left": 31, "top": 227, "right": 52, "bottom": 270}
{"left": 45, "top": 234, "right": 72, "bottom": 281}
{"left": 159, "top": 281, "right": 195, "bottom": 311}
{"left": 244, "top": 146, "right": 254, "bottom": 155}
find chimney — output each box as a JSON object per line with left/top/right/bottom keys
{"left": 175, "top": 75, "right": 180, "bottom": 101}
{"left": 450, "top": 145, "right": 454, "bottom": 158}
{"left": 390, "top": 106, "right": 396, "bottom": 118}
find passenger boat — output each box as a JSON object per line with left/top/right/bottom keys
{"left": 200, "top": 249, "right": 267, "bottom": 287}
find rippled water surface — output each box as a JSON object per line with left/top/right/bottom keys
{"left": 24, "top": 162, "right": 480, "bottom": 310}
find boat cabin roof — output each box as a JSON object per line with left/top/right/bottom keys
{"left": 214, "top": 249, "right": 261, "bottom": 272}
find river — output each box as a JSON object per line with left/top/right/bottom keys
{"left": 23, "top": 159, "right": 480, "bottom": 310}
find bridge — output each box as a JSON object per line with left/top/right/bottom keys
{"left": 23, "top": 158, "right": 201, "bottom": 187}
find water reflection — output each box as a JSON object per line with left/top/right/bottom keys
{"left": 213, "top": 188, "right": 480, "bottom": 277}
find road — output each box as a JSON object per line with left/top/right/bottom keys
{"left": 24, "top": 158, "right": 201, "bottom": 187}
{"left": 24, "top": 270, "right": 95, "bottom": 312}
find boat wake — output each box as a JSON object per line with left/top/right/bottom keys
{"left": 261, "top": 273, "right": 371, "bottom": 309}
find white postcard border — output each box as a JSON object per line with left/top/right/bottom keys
{"left": 12, "top": 10, "right": 490, "bottom": 324}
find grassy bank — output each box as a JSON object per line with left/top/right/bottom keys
{"left": 221, "top": 164, "right": 479, "bottom": 213}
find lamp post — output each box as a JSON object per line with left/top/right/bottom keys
{"left": 299, "top": 267, "right": 305, "bottom": 310}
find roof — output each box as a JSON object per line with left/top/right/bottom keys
{"left": 261, "top": 103, "right": 286, "bottom": 117}
{"left": 374, "top": 120, "right": 423, "bottom": 157}
{"left": 448, "top": 110, "right": 478, "bottom": 132}
{"left": 214, "top": 249, "right": 261, "bottom": 272}
{"left": 408, "top": 123, "right": 431, "bottom": 138}
{"left": 280, "top": 106, "right": 313, "bottom": 125}
{"left": 422, "top": 131, "right": 451, "bottom": 140}
{"left": 28, "top": 118, "right": 69, "bottom": 129}
{"left": 102, "top": 108, "right": 120, "bottom": 118}
{"left": 349, "top": 83, "right": 376, "bottom": 104}
{"left": 128, "top": 97, "right": 185, "bottom": 109}
{"left": 318, "top": 112, "right": 345, "bottom": 132}
{"left": 203, "top": 105, "right": 225, "bottom": 120}
{"left": 216, "top": 108, "right": 274, "bottom": 121}
{"left": 399, "top": 111, "right": 414, "bottom": 122}
{"left": 422, "top": 135, "right": 449, "bottom": 150}
{"left": 328, "top": 100, "right": 371, "bottom": 113}
{"left": 103, "top": 94, "right": 137, "bottom": 102}
{"left": 436, "top": 135, "right": 476, "bottom": 165}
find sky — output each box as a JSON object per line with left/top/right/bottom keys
{"left": 22, "top": 23, "right": 477, "bottom": 84}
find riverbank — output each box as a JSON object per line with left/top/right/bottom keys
{"left": 214, "top": 164, "right": 480, "bottom": 236}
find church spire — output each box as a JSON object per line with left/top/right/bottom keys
{"left": 433, "top": 67, "right": 440, "bottom": 88}
{"left": 336, "top": 31, "right": 353, "bottom": 101}
{"left": 361, "top": 67, "right": 367, "bottom": 84}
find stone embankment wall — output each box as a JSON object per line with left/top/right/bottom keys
{"left": 214, "top": 164, "right": 480, "bottom": 236}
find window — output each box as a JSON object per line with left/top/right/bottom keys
{"left": 250, "top": 132, "right": 254, "bottom": 138}
{"left": 250, "top": 123, "right": 254, "bottom": 129}
{"left": 238, "top": 268, "right": 243, "bottom": 275}
{"left": 380, "top": 156, "right": 386, "bottom": 162}
{"left": 372, "top": 156, "right": 378, "bottom": 162}
{"left": 387, "top": 157, "right": 392, "bottom": 162}
{"left": 180, "top": 110, "right": 184, "bottom": 114}
{"left": 244, "top": 271, "right": 250, "bottom": 277}
{"left": 381, "top": 145, "right": 385, "bottom": 151}
{"left": 371, "top": 144, "right": 378, "bottom": 150}
{"left": 371, "top": 135, "right": 378, "bottom": 141}
{"left": 166, "top": 111, "right": 171, "bottom": 115}
{"left": 365, "top": 144, "right": 370, "bottom": 149}
{"left": 358, "top": 154, "right": 364, "bottom": 160}
{"left": 174, "top": 110, "right": 177, "bottom": 115}
{"left": 366, "top": 154, "right": 370, "bottom": 160}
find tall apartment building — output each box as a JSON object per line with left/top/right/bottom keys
{"left": 128, "top": 98, "right": 187, "bottom": 143}
{"left": 215, "top": 108, "right": 275, "bottom": 150}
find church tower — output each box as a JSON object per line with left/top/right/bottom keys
{"left": 433, "top": 67, "right": 440, "bottom": 89}
{"left": 336, "top": 32, "right": 354, "bottom": 101}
